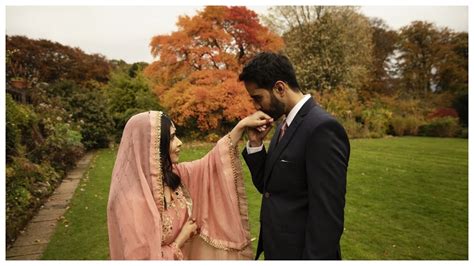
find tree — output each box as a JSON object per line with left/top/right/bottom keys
{"left": 397, "top": 21, "right": 467, "bottom": 96}
{"left": 145, "top": 6, "right": 283, "bottom": 135}
{"left": 264, "top": 6, "right": 374, "bottom": 94}
{"left": 368, "top": 18, "right": 399, "bottom": 95}
{"left": 161, "top": 69, "right": 255, "bottom": 133}
{"left": 6, "top": 35, "right": 110, "bottom": 86}
{"left": 106, "top": 67, "right": 163, "bottom": 141}
{"left": 434, "top": 31, "right": 468, "bottom": 93}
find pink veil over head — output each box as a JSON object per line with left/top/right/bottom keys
{"left": 107, "top": 111, "right": 253, "bottom": 260}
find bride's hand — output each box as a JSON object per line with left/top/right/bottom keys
{"left": 174, "top": 219, "right": 199, "bottom": 248}
{"left": 238, "top": 111, "right": 273, "bottom": 147}
{"left": 240, "top": 111, "right": 273, "bottom": 129}
{"left": 229, "top": 111, "right": 273, "bottom": 147}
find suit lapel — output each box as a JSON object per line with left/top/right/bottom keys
{"left": 267, "top": 122, "right": 283, "bottom": 155}
{"left": 264, "top": 98, "right": 316, "bottom": 185}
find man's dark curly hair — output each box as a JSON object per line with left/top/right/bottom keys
{"left": 239, "top": 52, "right": 300, "bottom": 91}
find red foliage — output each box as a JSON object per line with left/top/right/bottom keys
{"left": 6, "top": 35, "right": 110, "bottom": 85}
{"left": 160, "top": 70, "right": 255, "bottom": 132}
{"left": 145, "top": 6, "right": 283, "bottom": 134}
{"left": 426, "top": 107, "right": 459, "bottom": 120}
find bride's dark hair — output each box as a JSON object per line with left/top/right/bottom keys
{"left": 160, "top": 114, "right": 182, "bottom": 192}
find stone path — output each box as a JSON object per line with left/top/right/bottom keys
{"left": 6, "top": 152, "right": 95, "bottom": 260}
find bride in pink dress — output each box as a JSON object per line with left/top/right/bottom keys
{"left": 107, "top": 110, "right": 272, "bottom": 260}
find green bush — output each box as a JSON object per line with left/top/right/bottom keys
{"left": 69, "top": 86, "right": 114, "bottom": 149}
{"left": 390, "top": 116, "right": 405, "bottom": 136}
{"left": 31, "top": 121, "right": 84, "bottom": 174}
{"left": 340, "top": 118, "right": 369, "bottom": 139}
{"left": 6, "top": 94, "right": 21, "bottom": 160}
{"left": 6, "top": 94, "right": 42, "bottom": 161}
{"left": 40, "top": 80, "right": 114, "bottom": 150}
{"left": 6, "top": 93, "right": 84, "bottom": 244}
{"left": 361, "top": 108, "right": 392, "bottom": 138}
{"left": 419, "top": 117, "right": 462, "bottom": 137}
{"left": 404, "top": 116, "right": 423, "bottom": 135}
{"left": 317, "top": 88, "right": 363, "bottom": 121}
{"left": 6, "top": 157, "right": 61, "bottom": 245}
{"left": 390, "top": 115, "right": 424, "bottom": 136}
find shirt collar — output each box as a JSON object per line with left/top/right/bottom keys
{"left": 285, "top": 94, "right": 311, "bottom": 127}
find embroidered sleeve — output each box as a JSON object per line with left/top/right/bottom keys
{"left": 161, "top": 242, "right": 183, "bottom": 260}
{"left": 170, "top": 242, "right": 184, "bottom": 260}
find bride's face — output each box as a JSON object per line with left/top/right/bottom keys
{"left": 169, "top": 124, "right": 182, "bottom": 164}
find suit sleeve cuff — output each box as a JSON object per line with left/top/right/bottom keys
{"left": 246, "top": 141, "right": 264, "bottom": 154}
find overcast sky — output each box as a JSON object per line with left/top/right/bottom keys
{"left": 5, "top": 5, "right": 469, "bottom": 63}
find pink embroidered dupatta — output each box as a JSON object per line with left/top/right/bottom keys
{"left": 107, "top": 111, "right": 252, "bottom": 260}
{"left": 175, "top": 135, "right": 253, "bottom": 259}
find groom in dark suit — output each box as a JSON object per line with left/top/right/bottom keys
{"left": 239, "top": 52, "right": 350, "bottom": 260}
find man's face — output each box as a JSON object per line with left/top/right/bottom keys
{"left": 245, "top": 81, "right": 286, "bottom": 120}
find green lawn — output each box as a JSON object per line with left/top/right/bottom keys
{"left": 42, "top": 149, "right": 115, "bottom": 259}
{"left": 41, "top": 137, "right": 468, "bottom": 260}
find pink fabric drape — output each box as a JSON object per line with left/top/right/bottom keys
{"left": 107, "top": 111, "right": 252, "bottom": 260}
{"left": 175, "top": 136, "right": 253, "bottom": 259}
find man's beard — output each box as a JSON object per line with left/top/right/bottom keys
{"left": 265, "top": 93, "right": 286, "bottom": 120}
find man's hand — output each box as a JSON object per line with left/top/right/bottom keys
{"left": 240, "top": 111, "right": 273, "bottom": 128}
{"left": 241, "top": 111, "right": 273, "bottom": 147}
{"left": 247, "top": 125, "right": 273, "bottom": 147}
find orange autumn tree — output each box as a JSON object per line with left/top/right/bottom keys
{"left": 145, "top": 6, "right": 283, "bottom": 136}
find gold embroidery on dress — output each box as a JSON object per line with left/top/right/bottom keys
{"left": 168, "top": 187, "right": 187, "bottom": 210}
{"left": 155, "top": 112, "right": 164, "bottom": 213}
{"left": 149, "top": 111, "right": 165, "bottom": 213}
{"left": 161, "top": 186, "right": 188, "bottom": 244}
{"left": 161, "top": 212, "right": 173, "bottom": 243}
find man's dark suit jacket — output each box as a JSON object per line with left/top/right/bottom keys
{"left": 242, "top": 98, "right": 350, "bottom": 260}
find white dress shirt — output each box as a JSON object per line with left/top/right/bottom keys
{"left": 246, "top": 94, "right": 311, "bottom": 154}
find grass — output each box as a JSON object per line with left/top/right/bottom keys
{"left": 41, "top": 137, "right": 468, "bottom": 260}
{"left": 41, "top": 148, "right": 116, "bottom": 260}
{"left": 342, "top": 137, "right": 468, "bottom": 259}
